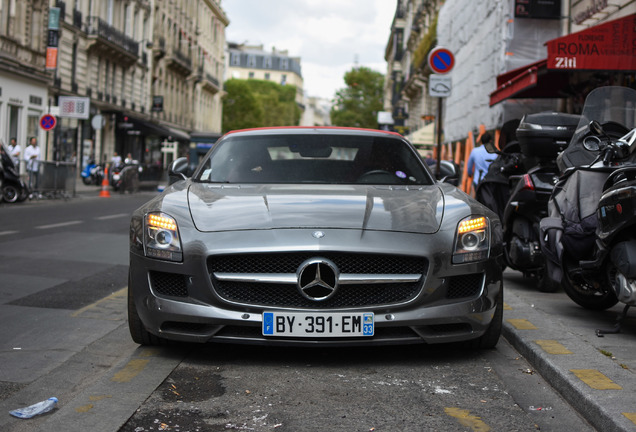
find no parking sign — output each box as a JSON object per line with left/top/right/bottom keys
{"left": 40, "top": 114, "right": 57, "bottom": 131}
{"left": 428, "top": 47, "right": 455, "bottom": 74}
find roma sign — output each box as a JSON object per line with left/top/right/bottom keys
{"left": 545, "top": 13, "right": 635, "bottom": 71}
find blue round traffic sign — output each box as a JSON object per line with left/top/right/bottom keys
{"left": 40, "top": 114, "right": 57, "bottom": 130}
{"left": 428, "top": 47, "right": 455, "bottom": 74}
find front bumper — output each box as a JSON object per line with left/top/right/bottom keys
{"left": 129, "top": 229, "right": 502, "bottom": 346}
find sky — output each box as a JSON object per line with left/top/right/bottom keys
{"left": 221, "top": 0, "right": 397, "bottom": 101}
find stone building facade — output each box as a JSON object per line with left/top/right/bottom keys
{"left": 0, "top": 0, "right": 228, "bottom": 179}
{"left": 0, "top": 0, "right": 50, "bottom": 173}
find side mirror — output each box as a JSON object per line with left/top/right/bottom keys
{"left": 168, "top": 157, "right": 189, "bottom": 184}
{"left": 437, "top": 160, "right": 460, "bottom": 185}
{"left": 589, "top": 120, "right": 604, "bottom": 136}
{"left": 482, "top": 140, "right": 498, "bottom": 154}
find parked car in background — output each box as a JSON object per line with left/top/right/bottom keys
{"left": 128, "top": 127, "right": 504, "bottom": 349}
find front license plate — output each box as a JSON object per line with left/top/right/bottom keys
{"left": 262, "top": 312, "right": 374, "bottom": 337}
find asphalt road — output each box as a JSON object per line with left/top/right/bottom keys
{"left": 0, "top": 189, "right": 633, "bottom": 431}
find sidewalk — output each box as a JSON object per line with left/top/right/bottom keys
{"left": 502, "top": 270, "right": 636, "bottom": 432}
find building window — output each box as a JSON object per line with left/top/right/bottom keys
{"left": 281, "top": 58, "right": 289, "bottom": 70}
{"left": 248, "top": 71, "right": 254, "bottom": 79}
{"left": 264, "top": 56, "right": 272, "bottom": 68}
{"left": 247, "top": 55, "right": 256, "bottom": 67}
{"left": 264, "top": 73, "right": 270, "bottom": 80}
{"left": 231, "top": 52, "right": 240, "bottom": 66}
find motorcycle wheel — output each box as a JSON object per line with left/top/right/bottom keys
{"left": 82, "top": 176, "right": 92, "bottom": 185}
{"left": 562, "top": 257, "right": 618, "bottom": 310}
{"left": 2, "top": 185, "right": 19, "bottom": 203}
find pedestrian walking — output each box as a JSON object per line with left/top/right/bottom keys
{"left": 8, "top": 137, "right": 21, "bottom": 171}
{"left": 467, "top": 132, "right": 494, "bottom": 195}
{"left": 24, "top": 136, "right": 40, "bottom": 191}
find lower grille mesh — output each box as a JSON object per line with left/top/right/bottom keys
{"left": 208, "top": 252, "right": 427, "bottom": 309}
{"left": 446, "top": 273, "right": 483, "bottom": 299}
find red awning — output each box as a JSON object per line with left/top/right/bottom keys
{"left": 490, "top": 13, "right": 635, "bottom": 106}
{"left": 545, "top": 13, "right": 636, "bottom": 71}
{"left": 489, "top": 59, "right": 569, "bottom": 106}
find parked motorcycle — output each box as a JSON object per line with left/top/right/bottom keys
{"left": 110, "top": 161, "right": 141, "bottom": 192}
{"left": 81, "top": 160, "right": 104, "bottom": 185}
{"left": 0, "top": 143, "right": 29, "bottom": 203}
{"left": 479, "top": 112, "right": 579, "bottom": 292}
{"left": 540, "top": 86, "right": 636, "bottom": 334}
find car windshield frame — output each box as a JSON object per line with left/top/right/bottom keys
{"left": 192, "top": 132, "right": 435, "bottom": 186}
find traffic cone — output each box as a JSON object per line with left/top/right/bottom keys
{"left": 99, "top": 166, "right": 111, "bottom": 198}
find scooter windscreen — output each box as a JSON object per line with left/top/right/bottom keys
{"left": 557, "top": 86, "right": 636, "bottom": 172}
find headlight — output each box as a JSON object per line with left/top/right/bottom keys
{"left": 453, "top": 216, "right": 490, "bottom": 264}
{"left": 144, "top": 212, "right": 183, "bottom": 262}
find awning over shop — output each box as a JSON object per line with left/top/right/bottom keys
{"left": 545, "top": 13, "right": 635, "bottom": 71}
{"left": 407, "top": 122, "right": 435, "bottom": 146}
{"left": 165, "top": 126, "right": 190, "bottom": 141}
{"left": 489, "top": 59, "right": 569, "bottom": 106}
{"left": 489, "top": 13, "right": 636, "bottom": 106}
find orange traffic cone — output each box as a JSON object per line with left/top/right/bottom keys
{"left": 99, "top": 166, "right": 111, "bottom": 198}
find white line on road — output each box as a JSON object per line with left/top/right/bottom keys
{"left": 95, "top": 213, "right": 129, "bottom": 220}
{"left": 36, "top": 220, "right": 83, "bottom": 229}
{"left": 0, "top": 230, "right": 19, "bottom": 236}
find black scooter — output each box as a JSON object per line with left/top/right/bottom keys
{"left": 480, "top": 112, "right": 579, "bottom": 292}
{"left": 0, "top": 144, "right": 29, "bottom": 203}
{"left": 541, "top": 86, "right": 636, "bottom": 335}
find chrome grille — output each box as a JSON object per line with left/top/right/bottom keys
{"left": 208, "top": 253, "right": 427, "bottom": 309}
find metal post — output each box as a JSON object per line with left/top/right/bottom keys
{"left": 435, "top": 98, "right": 442, "bottom": 178}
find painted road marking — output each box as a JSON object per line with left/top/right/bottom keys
{"left": 71, "top": 287, "right": 127, "bottom": 320}
{"left": 623, "top": 413, "right": 636, "bottom": 425}
{"left": 534, "top": 340, "right": 573, "bottom": 355}
{"left": 503, "top": 303, "right": 512, "bottom": 310}
{"left": 36, "top": 220, "right": 83, "bottom": 229}
{"left": 570, "top": 369, "right": 622, "bottom": 390}
{"left": 0, "top": 230, "right": 19, "bottom": 236}
{"left": 445, "top": 407, "right": 490, "bottom": 431}
{"left": 507, "top": 319, "right": 537, "bottom": 330}
{"left": 95, "top": 213, "right": 129, "bottom": 220}
{"left": 111, "top": 359, "right": 150, "bottom": 383}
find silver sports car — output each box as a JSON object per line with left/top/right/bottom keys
{"left": 128, "top": 127, "right": 504, "bottom": 348}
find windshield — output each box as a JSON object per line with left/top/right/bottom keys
{"left": 558, "top": 87, "right": 636, "bottom": 171}
{"left": 194, "top": 133, "right": 434, "bottom": 185}
{"left": 570, "top": 86, "right": 636, "bottom": 146}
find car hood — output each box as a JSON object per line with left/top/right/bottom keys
{"left": 187, "top": 183, "right": 444, "bottom": 234}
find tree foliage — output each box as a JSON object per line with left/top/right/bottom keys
{"left": 330, "top": 67, "right": 385, "bottom": 129}
{"left": 222, "top": 79, "right": 301, "bottom": 133}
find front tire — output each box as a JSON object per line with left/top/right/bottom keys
{"left": 562, "top": 257, "right": 618, "bottom": 310}
{"left": 127, "top": 273, "right": 166, "bottom": 345}
{"left": 3, "top": 185, "right": 19, "bottom": 203}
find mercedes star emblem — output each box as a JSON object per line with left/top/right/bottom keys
{"left": 312, "top": 231, "right": 325, "bottom": 239}
{"left": 297, "top": 258, "right": 339, "bottom": 301}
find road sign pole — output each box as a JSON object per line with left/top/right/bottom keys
{"left": 435, "top": 99, "right": 443, "bottom": 178}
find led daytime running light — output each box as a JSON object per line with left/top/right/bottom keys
{"left": 458, "top": 217, "right": 486, "bottom": 234}
{"left": 147, "top": 214, "right": 177, "bottom": 231}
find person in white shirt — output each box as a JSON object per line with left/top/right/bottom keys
{"left": 7, "top": 137, "right": 21, "bottom": 171}
{"left": 24, "top": 137, "right": 40, "bottom": 190}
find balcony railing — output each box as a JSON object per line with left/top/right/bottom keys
{"left": 0, "top": 35, "right": 46, "bottom": 70}
{"left": 85, "top": 16, "right": 139, "bottom": 58}
{"left": 73, "top": 9, "right": 82, "bottom": 28}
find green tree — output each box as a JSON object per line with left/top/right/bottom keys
{"left": 222, "top": 79, "right": 264, "bottom": 133}
{"left": 222, "top": 79, "right": 301, "bottom": 133}
{"left": 330, "top": 67, "right": 384, "bottom": 129}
